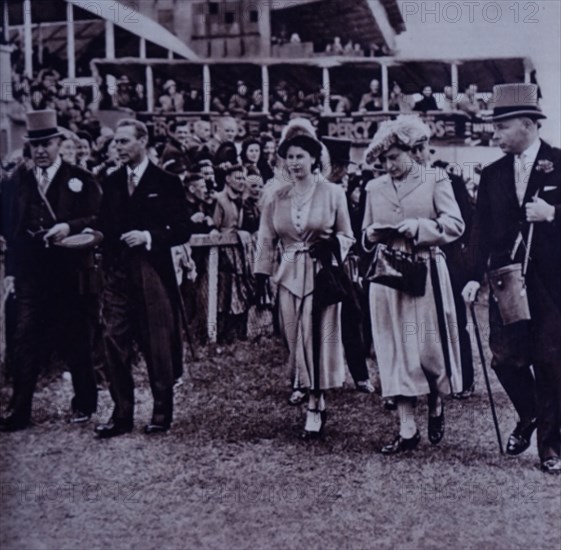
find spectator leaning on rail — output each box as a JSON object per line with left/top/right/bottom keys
{"left": 362, "top": 118, "right": 464, "bottom": 454}
{"left": 462, "top": 83, "right": 561, "bottom": 475}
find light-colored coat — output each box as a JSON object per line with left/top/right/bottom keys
{"left": 255, "top": 178, "right": 354, "bottom": 390}
{"left": 362, "top": 166, "right": 465, "bottom": 397}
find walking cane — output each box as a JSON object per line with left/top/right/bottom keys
{"left": 469, "top": 301, "right": 504, "bottom": 455}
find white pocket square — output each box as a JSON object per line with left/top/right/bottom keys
{"left": 147, "top": 193, "right": 159, "bottom": 198}
{"left": 543, "top": 186, "right": 557, "bottom": 192}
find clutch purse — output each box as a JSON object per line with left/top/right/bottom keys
{"left": 365, "top": 243, "right": 427, "bottom": 297}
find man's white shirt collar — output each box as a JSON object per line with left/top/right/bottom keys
{"left": 517, "top": 138, "right": 540, "bottom": 167}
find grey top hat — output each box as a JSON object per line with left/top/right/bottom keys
{"left": 490, "top": 83, "right": 546, "bottom": 122}
{"left": 24, "top": 110, "right": 63, "bottom": 141}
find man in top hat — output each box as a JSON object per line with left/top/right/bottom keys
{"left": 462, "top": 83, "right": 561, "bottom": 474}
{"left": 0, "top": 110, "right": 102, "bottom": 432}
{"left": 95, "top": 119, "right": 191, "bottom": 438}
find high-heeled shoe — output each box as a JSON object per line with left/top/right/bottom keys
{"left": 300, "top": 409, "right": 327, "bottom": 440}
{"left": 428, "top": 395, "right": 445, "bottom": 445}
{"left": 381, "top": 430, "right": 421, "bottom": 454}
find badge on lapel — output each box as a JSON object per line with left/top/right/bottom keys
{"left": 68, "top": 178, "right": 83, "bottom": 192}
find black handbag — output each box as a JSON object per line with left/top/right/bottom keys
{"left": 365, "top": 243, "right": 427, "bottom": 297}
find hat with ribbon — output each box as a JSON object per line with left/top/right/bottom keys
{"left": 24, "top": 110, "right": 63, "bottom": 142}
{"left": 490, "top": 83, "right": 546, "bottom": 122}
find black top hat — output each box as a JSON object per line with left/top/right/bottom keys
{"left": 490, "top": 83, "right": 546, "bottom": 122}
{"left": 24, "top": 110, "right": 63, "bottom": 142}
{"left": 322, "top": 137, "right": 354, "bottom": 165}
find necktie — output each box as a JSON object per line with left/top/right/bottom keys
{"left": 128, "top": 172, "right": 136, "bottom": 196}
{"left": 38, "top": 168, "right": 49, "bottom": 195}
{"left": 515, "top": 153, "right": 530, "bottom": 205}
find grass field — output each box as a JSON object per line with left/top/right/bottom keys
{"left": 1, "top": 302, "right": 560, "bottom": 550}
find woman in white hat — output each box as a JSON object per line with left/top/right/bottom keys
{"left": 254, "top": 118, "right": 354, "bottom": 438}
{"left": 362, "top": 118, "right": 464, "bottom": 453}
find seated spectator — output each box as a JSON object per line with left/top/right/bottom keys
{"left": 388, "top": 81, "right": 412, "bottom": 112}
{"left": 333, "top": 93, "right": 354, "bottom": 114}
{"left": 439, "top": 85, "right": 457, "bottom": 112}
{"left": 290, "top": 33, "right": 301, "bottom": 43}
{"left": 130, "top": 83, "right": 148, "bottom": 111}
{"left": 457, "top": 84, "right": 480, "bottom": 115}
{"left": 358, "top": 79, "right": 383, "bottom": 112}
{"left": 228, "top": 81, "right": 251, "bottom": 115}
{"left": 305, "top": 86, "right": 329, "bottom": 114}
{"left": 184, "top": 88, "right": 204, "bottom": 111}
{"left": 343, "top": 40, "right": 354, "bottom": 55}
{"left": 270, "top": 83, "right": 291, "bottom": 117}
{"left": 353, "top": 43, "right": 364, "bottom": 56}
{"left": 30, "top": 68, "right": 60, "bottom": 110}
{"left": 158, "top": 80, "right": 185, "bottom": 112}
{"left": 211, "top": 91, "right": 229, "bottom": 113}
{"left": 413, "top": 85, "right": 439, "bottom": 112}
{"left": 114, "top": 75, "right": 134, "bottom": 109}
{"left": 332, "top": 36, "right": 344, "bottom": 55}
{"left": 249, "top": 89, "right": 264, "bottom": 113}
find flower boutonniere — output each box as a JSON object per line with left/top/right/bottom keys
{"left": 535, "top": 160, "right": 554, "bottom": 174}
{"left": 68, "top": 177, "right": 83, "bottom": 192}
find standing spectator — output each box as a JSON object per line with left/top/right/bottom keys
{"left": 213, "top": 164, "right": 253, "bottom": 342}
{"left": 240, "top": 137, "right": 262, "bottom": 170}
{"left": 130, "top": 83, "right": 148, "bottom": 112}
{"left": 254, "top": 119, "right": 354, "bottom": 437}
{"left": 95, "top": 119, "right": 191, "bottom": 438}
{"left": 186, "top": 119, "right": 212, "bottom": 155}
{"left": 358, "top": 79, "right": 383, "bottom": 112}
{"left": 76, "top": 131, "right": 94, "bottom": 171}
{"left": 462, "top": 84, "right": 561, "bottom": 474}
{"left": 59, "top": 136, "right": 78, "bottom": 165}
{"left": 160, "top": 121, "right": 191, "bottom": 171}
{"left": 208, "top": 116, "right": 238, "bottom": 156}
{"left": 0, "top": 110, "right": 101, "bottom": 432}
{"left": 414, "top": 85, "right": 439, "bottom": 112}
{"left": 362, "top": 118, "right": 464, "bottom": 454}
{"left": 258, "top": 133, "right": 277, "bottom": 183}
{"left": 241, "top": 166, "right": 264, "bottom": 233}
{"left": 158, "top": 80, "right": 185, "bottom": 113}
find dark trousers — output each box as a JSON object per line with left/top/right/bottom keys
{"left": 341, "top": 283, "right": 369, "bottom": 384}
{"left": 11, "top": 274, "right": 98, "bottom": 421}
{"left": 489, "top": 275, "right": 561, "bottom": 460}
{"left": 102, "top": 258, "right": 176, "bottom": 427}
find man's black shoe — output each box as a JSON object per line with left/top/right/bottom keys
{"left": 506, "top": 418, "right": 537, "bottom": 456}
{"left": 144, "top": 424, "right": 169, "bottom": 435}
{"left": 0, "top": 415, "right": 30, "bottom": 433}
{"left": 95, "top": 421, "right": 132, "bottom": 439}
{"left": 540, "top": 456, "right": 561, "bottom": 475}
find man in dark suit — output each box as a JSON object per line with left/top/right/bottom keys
{"left": 95, "top": 119, "right": 191, "bottom": 438}
{"left": 0, "top": 110, "right": 101, "bottom": 432}
{"left": 463, "top": 84, "right": 561, "bottom": 474}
